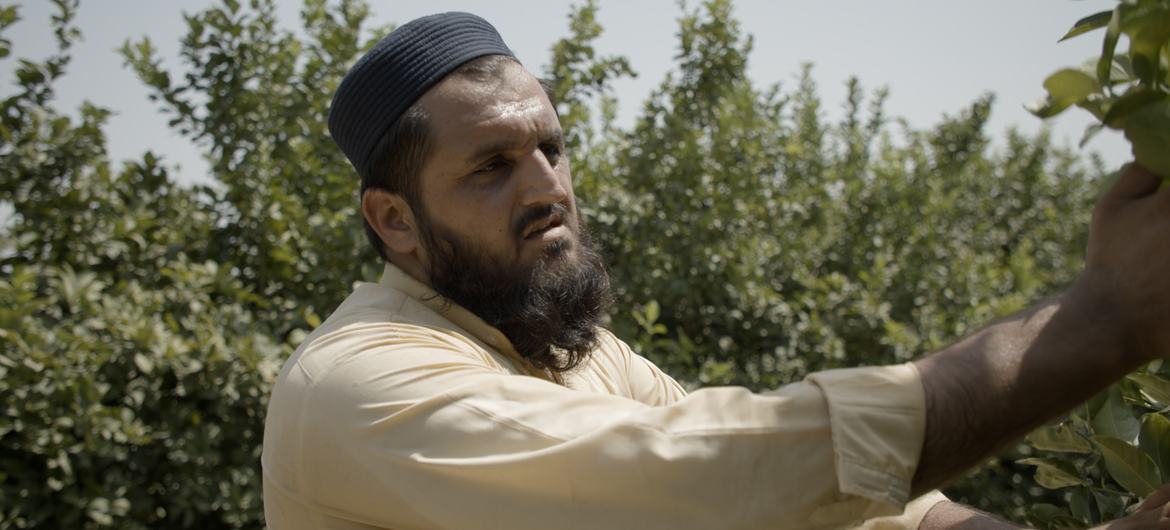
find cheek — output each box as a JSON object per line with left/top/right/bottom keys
{"left": 563, "top": 172, "right": 580, "bottom": 218}
{"left": 444, "top": 192, "right": 515, "bottom": 242}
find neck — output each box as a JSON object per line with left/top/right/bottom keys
{"left": 386, "top": 252, "right": 428, "bottom": 286}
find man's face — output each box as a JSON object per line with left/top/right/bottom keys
{"left": 403, "top": 59, "right": 611, "bottom": 374}
{"left": 413, "top": 60, "right": 580, "bottom": 275}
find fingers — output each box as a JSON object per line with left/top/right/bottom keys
{"left": 1157, "top": 177, "right": 1170, "bottom": 209}
{"left": 1100, "top": 492, "right": 1170, "bottom": 529}
{"left": 1104, "top": 163, "right": 1163, "bottom": 205}
{"left": 1140, "top": 483, "right": 1170, "bottom": 512}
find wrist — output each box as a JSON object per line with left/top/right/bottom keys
{"left": 1067, "top": 270, "right": 1147, "bottom": 369}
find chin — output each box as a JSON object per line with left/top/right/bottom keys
{"left": 523, "top": 237, "right": 576, "bottom": 273}
{"left": 543, "top": 238, "right": 573, "bottom": 259}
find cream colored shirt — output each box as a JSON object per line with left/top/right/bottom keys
{"left": 262, "top": 264, "right": 947, "bottom": 529}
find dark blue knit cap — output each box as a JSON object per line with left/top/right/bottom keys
{"left": 328, "top": 12, "right": 517, "bottom": 179}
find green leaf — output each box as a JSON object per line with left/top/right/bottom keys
{"left": 1164, "top": 41, "right": 1170, "bottom": 87}
{"left": 1101, "top": 55, "right": 1136, "bottom": 86}
{"left": 1099, "top": 7, "right": 1123, "bottom": 90}
{"left": 16, "top": 60, "right": 45, "bottom": 86}
{"left": 1070, "top": 487, "right": 1092, "bottom": 522}
{"left": 1035, "top": 69, "right": 1101, "bottom": 117}
{"left": 1093, "top": 487, "right": 1130, "bottom": 520}
{"left": 1103, "top": 88, "right": 1167, "bottom": 127}
{"left": 1121, "top": 99, "right": 1170, "bottom": 178}
{"left": 1027, "top": 423, "right": 1093, "bottom": 453}
{"left": 0, "top": 6, "right": 19, "bottom": 28}
{"left": 1026, "top": 97, "right": 1062, "bottom": 119}
{"left": 1093, "top": 435, "right": 1161, "bottom": 497}
{"left": 1128, "top": 9, "right": 1170, "bottom": 85}
{"left": 1019, "top": 457, "right": 1084, "bottom": 489}
{"left": 1025, "top": 503, "right": 1080, "bottom": 528}
{"left": 132, "top": 353, "right": 153, "bottom": 374}
{"left": 1093, "top": 385, "right": 1141, "bottom": 443}
{"left": 304, "top": 309, "right": 321, "bottom": 328}
{"left": 1129, "top": 372, "right": 1170, "bottom": 406}
{"left": 1140, "top": 413, "right": 1170, "bottom": 482}
{"left": 1060, "top": 10, "right": 1115, "bottom": 42}
{"left": 1080, "top": 122, "right": 1105, "bottom": 148}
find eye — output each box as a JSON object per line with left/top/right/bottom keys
{"left": 474, "top": 157, "right": 507, "bottom": 175}
{"left": 540, "top": 143, "right": 564, "bottom": 166}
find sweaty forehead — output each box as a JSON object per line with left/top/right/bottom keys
{"left": 489, "top": 97, "right": 547, "bottom": 121}
{"left": 419, "top": 65, "right": 555, "bottom": 131}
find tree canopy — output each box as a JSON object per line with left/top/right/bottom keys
{"left": 3, "top": 1, "right": 1163, "bottom": 528}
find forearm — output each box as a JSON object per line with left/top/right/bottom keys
{"left": 911, "top": 281, "right": 1142, "bottom": 494}
{"left": 918, "top": 501, "right": 1027, "bottom": 529}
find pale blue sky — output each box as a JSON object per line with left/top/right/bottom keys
{"left": 6, "top": 0, "right": 1128, "bottom": 186}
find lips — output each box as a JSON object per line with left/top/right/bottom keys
{"left": 522, "top": 212, "right": 564, "bottom": 239}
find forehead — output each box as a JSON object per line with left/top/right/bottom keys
{"left": 416, "top": 61, "right": 558, "bottom": 148}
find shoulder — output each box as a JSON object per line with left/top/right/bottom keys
{"left": 578, "top": 329, "right": 639, "bottom": 383}
{"left": 579, "top": 328, "right": 688, "bottom": 405}
{"left": 276, "top": 281, "right": 503, "bottom": 391}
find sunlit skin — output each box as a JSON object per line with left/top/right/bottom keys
{"left": 362, "top": 61, "right": 580, "bottom": 285}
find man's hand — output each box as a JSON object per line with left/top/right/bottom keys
{"left": 1079, "top": 163, "right": 1170, "bottom": 361}
{"left": 1092, "top": 483, "right": 1170, "bottom": 529}
{"left": 912, "top": 163, "right": 1170, "bottom": 494}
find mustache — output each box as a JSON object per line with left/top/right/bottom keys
{"left": 512, "top": 202, "right": 570, "bottom": 239}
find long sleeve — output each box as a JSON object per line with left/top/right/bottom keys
{"left": 597, "top": 329, "right": 689, "bottom": 406}
{"left": 600, "top": 332, "right": 947, "bottom": 530}
{"left": 263, "top": 319, "right": 928, "bottom": 530}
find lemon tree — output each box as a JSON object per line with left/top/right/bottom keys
{"left": 1031, "top": 0, "right": 1170, "bottom": 179}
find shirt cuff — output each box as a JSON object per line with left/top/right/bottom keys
{"left": 848, "top": 490, "right": 951, "bottom": 529}
{"left": 805, "top": 363, "right": 926, "bottom": 509}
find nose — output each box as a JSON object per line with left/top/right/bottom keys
{"left": 516, "top": 148, "right": 568, "bottom": 208}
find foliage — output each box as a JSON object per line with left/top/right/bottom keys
{"left": 1017, "top": 2, "right": 1170, "bottom": 525}
{"left": 1030, "top": 0, "right": 1170, "bottom": 178}
{"left": 118, "top": 0, "right": 388, "bottom": 327}
{"left": 1, "top": 0, "right": 379, "bottom": 527}
{"left": 545, "top": 0, "right": 634, "bottom": 156}
{"left": 597, "top": 0, "right": 1096, "bottom": 392}
{"left": 0, "top": 0, "right": 1136, "bottom": 528}
{"left": 1011, "top": 366, "right": 1170, "bottom": 527}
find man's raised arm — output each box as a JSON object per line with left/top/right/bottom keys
{"left": 910, "top": 164, "right": 1170, "bottom": 495}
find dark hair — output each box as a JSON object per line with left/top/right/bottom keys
{"left": 362, "top": 104, "right": 432, "bottom": 262}
{"left": 361, "top": 55, "right": 558, "bottom": 261}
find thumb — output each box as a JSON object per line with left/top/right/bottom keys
{"left": 1137, "top": 483, "right": 1170, "bottom": 512}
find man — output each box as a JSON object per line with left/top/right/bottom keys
{"left": 262, "top": 12, "right": 1170, "bottom": 529}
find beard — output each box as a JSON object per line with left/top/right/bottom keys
{"left": 417, "top": 202, "right": 613, "bottom": 377}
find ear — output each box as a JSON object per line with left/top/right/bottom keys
{"left": 361, "top": 189, "right": 420, "bottom": 256}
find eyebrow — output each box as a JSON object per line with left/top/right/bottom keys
{"left": 463, "top": 128, "right": 565, "bottom": 167}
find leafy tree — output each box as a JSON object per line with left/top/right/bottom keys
{"left": 120, "top": 0, "right": 389, "bottom": 331}
{"left": 592, "top": 0, "right": 1097, "bottom": 392}
{"left": 0, "top": 0, "right": 1141, "bottom": 528}
{"left": 0, "top": 0, "right": 381, "bottom": 527}
{"left": 563, "top": 7, "right": 1104, "bottom": 524}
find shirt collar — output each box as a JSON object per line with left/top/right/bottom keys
{"left": 378, "top": 262, "right": 551, "bottom": 380}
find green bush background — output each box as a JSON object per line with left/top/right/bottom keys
{"left": 4, "top": 0, "right": 1168, "bottom": 528}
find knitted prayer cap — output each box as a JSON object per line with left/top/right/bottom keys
{"left": 328, "top": 12, "right": 517, "bottom": 179}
